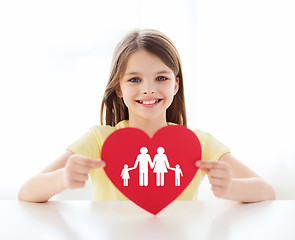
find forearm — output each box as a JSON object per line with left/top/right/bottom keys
{"left": 224, "top": 177, "right": 276, "bottom": 203}
{"left": 18, "top": 169, "right": 66, "bottom": 203}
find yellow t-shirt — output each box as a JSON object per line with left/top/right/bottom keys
{"left": 67, "top": 120, "right": 230, "bottom": 200}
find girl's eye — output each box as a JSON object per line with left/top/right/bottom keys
{"left": 129, "top": 77, "right": 140, "bottom": 83}
{"left": 157, "top": 76, "right": 167, "bottom": 81}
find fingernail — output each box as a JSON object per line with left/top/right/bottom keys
{"left": 196, "top": 161, "right": 200, "bottom": 166}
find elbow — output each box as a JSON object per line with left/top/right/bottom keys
{"left": 256, "top": 178, "right": 276, "bottom": 201}
{"left": 18, "top": 185, "right": 48, "bottom": 203}
{"left": 17, "top": 188, "right": 31, "bottom": 202}
{"left": 268, "top": 185, "right": 276, "bottom": 200}
{"left": 18, "top": 186, "right": 26, "bottom": 201}
{"left": 262, "top": 179, "right": 276, "bottom": 201}
{"left": 18, "top": 193, "right": 48, "bottom": 203}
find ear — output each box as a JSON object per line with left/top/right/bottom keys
{"left": 174, "top": 77, "right": 180, "bottom": 95}
{"left": 116, "top": 86, "right": 123, "bottom": 98}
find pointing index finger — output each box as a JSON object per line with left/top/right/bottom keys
{"left": 195, "top": 160, "right": 219, "bottom": 169}
{"left": 83, "top": 158, "right": 106, "bottom": 168}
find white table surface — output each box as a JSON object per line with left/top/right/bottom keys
{"left": 1, "top": 200, "right": 294, "bottom": 240}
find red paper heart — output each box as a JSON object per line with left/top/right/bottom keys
{"left": 101, "top": 125, "right": 202, "bottom": 215}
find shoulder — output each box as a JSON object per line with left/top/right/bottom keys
{"left": 190, "top": 128, "right": 230, "bottom": 161}
{"left": 191, "top": 129, "right": 210, "bottom": 142}
{"left": 91, "top": 120, "right": 128, "bottom": 132}
{"left": 67, "top": 120, "right": 129, "bottom": 159}
{"left": 190, "top": 129, "right": 212, "bottom": 151}
{"left": 90, "top": 120, "right": 129, "bottom": 143}
{"left": 90, "top": 124, "right": 116, "bottom": 136}
{"left": 190, "top": 128, "right": 221, "bottom": 147}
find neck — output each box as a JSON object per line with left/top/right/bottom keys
{"left": 128, "top": 117, "right": 167, "bottom": 138}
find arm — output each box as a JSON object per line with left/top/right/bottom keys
{"left": 133, "top": 157, "right": 139, "bottom": 169}
{"left": 164, "top": 155, "right": 171, "bottom": 169}
{"left": 148, "top": 155, "right": 154, "bottom": 169}
{"left": 18, "top": 150, "right": 105, "bottom": 203}
{"left": 196, "top": 153, "right": 275, "bottom": 202}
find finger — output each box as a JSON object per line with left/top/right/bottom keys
{"left": 196, "top": 160, "right": 217, "bottom": 169}
{"left": 208, "top": 168, "right": 227, "bottom": 179}
{"left": 72, "top": 164, "right": 92, "bottom": 174}
{"left": 66, "top": 170, "right": 88, "bottom": 181}
{"left": 68, "top": 161, "right": 99, "bottom": 175}
{"left": 93, "top": 160, "right": 106, "bottom": 168}
{"left": 198, "top": 167, "right": 210, "bottom": 174}
{"left": 208, "top": 177, "right": 226, "bottom": 187}
{"left": 73, "top": 172, "right": 89, "bottom": 182}
{"left": 196, "top": 160, "right": 226, "bottom": 170}
{"left": 77, "top": 158, "right": 106, "bottom": 168}
{"left": 211, "top": 185, "right": 226, "bottom": 198}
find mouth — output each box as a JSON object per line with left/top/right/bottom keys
{"left": 135, "top": 99, "right": 163, "bottom": 105}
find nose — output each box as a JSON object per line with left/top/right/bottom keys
{"left": 142, "top": 81, "right": 156, "bottom": 94}
{"left": 143, "top": 90, "right": 155, "bottom": 94}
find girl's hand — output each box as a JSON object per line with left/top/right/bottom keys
{"left": 196, "top": 160, "right": 232, "bottom": 199}
{"left": 62, "top": 154, "right": 105, "bottom": 189}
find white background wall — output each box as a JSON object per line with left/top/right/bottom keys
{"left": 0, "top": 0, "right": 294, "bottom": 200}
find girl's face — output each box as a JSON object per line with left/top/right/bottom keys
{"left": 118, "top": 50, "right": 179, "bottom": 123}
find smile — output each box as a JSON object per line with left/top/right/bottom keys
{"left": 136, "top": 99, "right": 162, "bottom": 105}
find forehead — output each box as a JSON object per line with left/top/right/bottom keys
{"left": 125, "top": 50, "right": 172, "bottom": 73}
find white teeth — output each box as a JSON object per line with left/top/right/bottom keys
{"left": 143, "top": 100, "right": 156, "bottom": 105}
{"left": 138, "top": 99, "right": 159, "bottom": 105}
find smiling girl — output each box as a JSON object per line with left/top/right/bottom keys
{"left": 18, "top": 29, "right": 275, "bottom": 203}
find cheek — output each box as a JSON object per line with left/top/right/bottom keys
{"left": 164, "top": 84, "right": 177, "bottom": 97}
{"left": 162, "top": 88, "right": 176, "bottom": 106}
{"left": 121, "top": 87, "right": 136, "bottom": 103}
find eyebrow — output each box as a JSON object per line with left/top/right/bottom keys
{"left": 124, "top": 70, "right": 172, "bottom": 76}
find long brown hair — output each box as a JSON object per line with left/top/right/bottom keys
{"left": 100, "top": 29, "right": 187, "bottom": 126}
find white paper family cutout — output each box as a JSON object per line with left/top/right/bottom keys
{"left": 120, "top": 146, "right": 183, "bottom": 187}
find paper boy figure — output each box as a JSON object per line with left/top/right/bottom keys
{"left": 169, "top": 164, "right": 183, "bottom": 186}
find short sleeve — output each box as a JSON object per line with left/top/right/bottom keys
{"left": 193, "top": 130, "right": 230, "bottom": 162}
{"left": 67, "top": 128, "right": 100, "bottom": 160}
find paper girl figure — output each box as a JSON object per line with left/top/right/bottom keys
{"left": 120, "top": 164, "right": 133, "bottom": 186}
{"left": 169, "top": 164, "right": 183, "bottom": 186}
{"left": 153, "top": 147, "right": 171, "bottom": 186}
